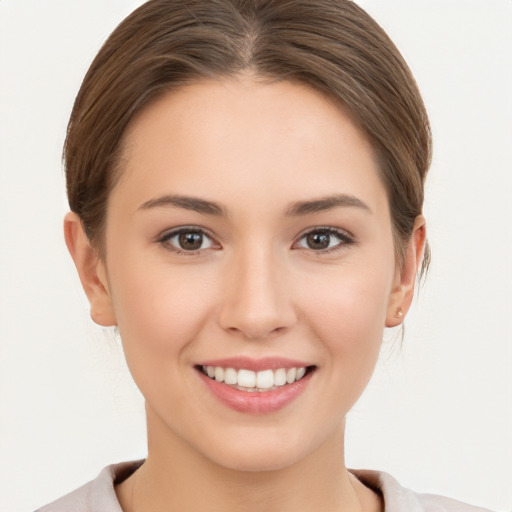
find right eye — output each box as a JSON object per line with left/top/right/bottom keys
{"left": 293, "top": 227, "right": 354, "bottom": 254}
{"left": 159, "top": 227, "right": 218, "bottom": 254}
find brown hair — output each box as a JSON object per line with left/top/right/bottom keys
{"left": 65, "top": 0, "right": 431, "bottom": 272}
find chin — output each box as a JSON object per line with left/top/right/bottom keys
{"left": 199, "top": 425, "right": 331, "bottom": 474}
{"left": 210, "top": 445, "right": 305, "bottom": 473}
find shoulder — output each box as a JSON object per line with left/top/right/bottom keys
{"left": 351, "top": 469, "right": 495, "bottom": 512}
{"left": 35, "top": 460, "right": 143, "bottom": 512}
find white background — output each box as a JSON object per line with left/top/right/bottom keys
{"left": 1, "top": 1, "right": 511, "bottom": 511}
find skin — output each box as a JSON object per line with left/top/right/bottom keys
{"left": 65, "top": 76, "right": 425, "bottom": 511}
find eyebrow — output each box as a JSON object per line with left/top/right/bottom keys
{"left": 138, "top": 193, "right": 370, "bottom": 217}
{"left": 285, "top": 194, "right": 371, "bottom": 216}
{"left": 139, "top": 195, "right": 226, "bottom": 216}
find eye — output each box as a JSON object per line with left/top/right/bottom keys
{"left": 159, "top": 227, "right": 218, "bottom": 253}
{"left": 294, "top": 227, "right": 353, "bottom": 253}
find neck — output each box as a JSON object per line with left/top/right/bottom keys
{"left": 116, "top": 408, "right": 381, "bottom": 512}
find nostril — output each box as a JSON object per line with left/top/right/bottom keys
{"left": 223, "top": 323, "right": 291, "bottom": 341}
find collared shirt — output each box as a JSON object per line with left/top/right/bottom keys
{"left": 36, "top": 460, "right": 494, "bottom": 511}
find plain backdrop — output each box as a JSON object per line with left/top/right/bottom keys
{"left": 1, "top": 1, "right": 511, "bottom": 511}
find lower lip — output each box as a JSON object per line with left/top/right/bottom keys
{"left": 197, "top": 369, "right": 313, "bottom": 414}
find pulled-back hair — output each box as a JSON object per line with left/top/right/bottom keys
{"left": 65, "top": 0, "right": 431, "bottom": 272}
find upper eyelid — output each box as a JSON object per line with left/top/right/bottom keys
{"left": 158, "top": 225, "right": 217, "bottom": 241}
{"left": 296, "top": 226, "right": 354, "bottom": 240}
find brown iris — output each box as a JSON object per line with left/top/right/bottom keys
{"left": 178, "top": 232, "right": 204, "bottom": 251}
{"left": 306, "top": 231, "right": 332, "bottom": 250}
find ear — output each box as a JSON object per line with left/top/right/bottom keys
{"left": 63, "top": 212, "right": 117, "bottom": 326}
{"left": 385, "top": 216, "right": 426, "bottom": 327}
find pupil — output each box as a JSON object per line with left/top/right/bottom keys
{"left": 179, "top": 232, "right": 203, "bottom": 250}
{"left": 307, "top": 232, "right": 330, "bottom": 250}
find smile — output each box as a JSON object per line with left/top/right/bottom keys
{"left": 196, "top": 360, "right": 316, "bottom": 414}
{"left": 200, "top": 365, "right": 309, "bottom": 392}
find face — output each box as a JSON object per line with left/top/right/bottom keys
{"left": 72, "top": 77, "right": 419, "bottom": 472}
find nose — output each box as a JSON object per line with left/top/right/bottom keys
{"left": 218, "top": 245, "right": 297, "bottom": 340}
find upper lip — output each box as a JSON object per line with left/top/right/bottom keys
{"left": 196, "top": 357, "right": 314, "bottom": 372}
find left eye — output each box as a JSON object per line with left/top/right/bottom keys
{"left": 160, "top": 229, "right": 216, "bottom": 252}
{"left": 295, "top": 228, "right": 351, "bottom": 252}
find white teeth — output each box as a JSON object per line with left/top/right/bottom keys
{"left": 214, "top": 367, "right": 224, "bottom": 383}
{"left": 274, "top": 368, "right": 287, "bottom": 386}
{"left": 202, "top": 365, "right": 310, "bottom": 390}
{"left": 256, "top": 369, "right": 274, "bottom": 389}
{"left": 224, "top": 368, "right": 237, "bottom": 385}
{"left": 237, "top": 369, "right": 256, "bottom": 388}
{"left": 286, "top": 367, "right": 296, "bottom": 384}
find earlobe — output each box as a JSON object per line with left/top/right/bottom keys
{"left": 385, "top": 216, "right": 426, "bottom": 327}
{"left": 63, "top": 212, "right": 117, "bottom": 327}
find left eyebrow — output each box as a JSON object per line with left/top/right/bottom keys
{"left": 285, "top": 194, "right": 372, "bottom": 216}
{"left": 138, "top": 194, "right": 226, "bottom": 216}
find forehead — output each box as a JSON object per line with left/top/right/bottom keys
{"left": 114, "top": 77, "right": 387, "bottom": 215}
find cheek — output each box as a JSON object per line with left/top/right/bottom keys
{"left": 299, "top": 260, "right": 394, "bottom": 397}
{"left": 302, "top": 259, "right": 393, "bottom": 340}
{"left": 106, "top": 260, "right": 223, "bottom": 424}
{"left": 107, "top": 257, "right": 216, "bottom": 370}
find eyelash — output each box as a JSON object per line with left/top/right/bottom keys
{"left": 158, "top": 227, "right": 219, "bottom": 255}
{"left": 294, "top": 227, "right": 355, "bottom": 254}
{"left": 157, "top": 226, "right": 354, "bottom": 255}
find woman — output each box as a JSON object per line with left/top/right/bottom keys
{"left": 35, "top": 1, "right": 493, "bottom": 510}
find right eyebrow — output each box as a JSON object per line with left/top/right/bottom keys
{"left": 285, "top": 194, "right": 372, "bottom": 216}
{"left": 138, "top": 194, "right": 227, "bottom": 216}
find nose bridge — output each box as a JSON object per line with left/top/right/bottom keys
{"left": 218, "top": 240, "right": 296, "bottom": 339}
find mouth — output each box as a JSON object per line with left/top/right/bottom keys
{"left": 194, "top": 360, "right": 317, "bottom": 413}
{"left": 196, "top": 364, "right": 316, "bottom": 392}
